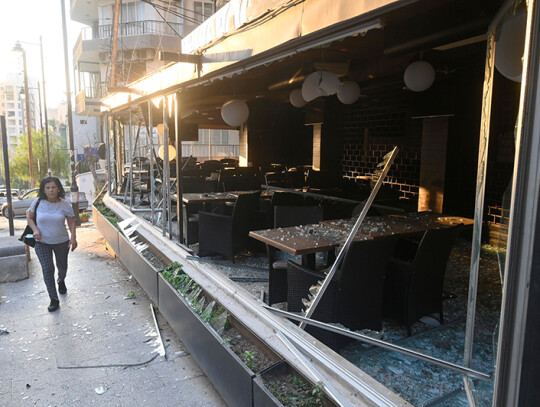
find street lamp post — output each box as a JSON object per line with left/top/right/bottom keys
{"left": 16, "top": 38, "right": 52, "bottom": 176}
{"left": 40, "top": 36, "right": 51, "bottom": 176}
{"left": 60, "top": 0, "right": 80, "bottom": 222}
{"left": 13, "top": 41, "right": 35, "bottom": 187}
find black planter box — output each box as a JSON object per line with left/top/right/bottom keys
{"left": 254, "top": 360, "right": 336, "bottom": 407}
{"left": 158, "top": 273, "right": 254, "bottom": 407}
{"left": 92, "top": 206, "right": 119, "bottom": 254}
{"left": 118, "top": 233, "right": 159, "bottom": 304}
{"left": 253, "top": 361, "right": 289, "bottom": 407}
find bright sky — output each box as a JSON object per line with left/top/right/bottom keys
{"left": 0, "top": 0, "right": 86, "bottom": 107}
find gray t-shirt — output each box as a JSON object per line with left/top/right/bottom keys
{"left": 29, "top": 198, "right": 75, "bottom": 244}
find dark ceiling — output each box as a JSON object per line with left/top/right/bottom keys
{"left": 132, "top": 0, "right": 507, "bottom": 128}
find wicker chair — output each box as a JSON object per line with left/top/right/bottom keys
{"left": 286, "top": 236, "right": 398, "bottom": 350}
{"left": 198, "top": 191, "right": 262, "bottom": 259}
{"left": 267, "top": 205, "right": 323, "bottom": 306}
{"left": 383, "top": 225, "right": 463, "bottom": 336}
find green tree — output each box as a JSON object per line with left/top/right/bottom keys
{"left": 11, "top": 129, "right": 70, "bottom": 187}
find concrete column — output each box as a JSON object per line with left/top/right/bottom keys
{"left": 418, "top": 116, "right": 449, "bottom": 213}
{"left": 239, "top": 123, "right": 248, "bottom": 167}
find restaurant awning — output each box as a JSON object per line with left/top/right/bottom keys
{"left": 101, "top": 0, "right": 403, "bottom": 111}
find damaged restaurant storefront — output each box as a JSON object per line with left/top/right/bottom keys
{"left": 95, "top": 0, "right": 540, "bottom": 405}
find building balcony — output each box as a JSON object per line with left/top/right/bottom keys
{"left": 75, "top": 87, "right": 104, "bottom": 117}
{"left": 74, "top": 20, "right": 183, "bottom": 69}
{"left": 70, "top": 0, "right": 98, "bottom": 24}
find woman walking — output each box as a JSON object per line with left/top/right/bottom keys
{"left": 27, "top": 177, "right": 78, "bottom": 312}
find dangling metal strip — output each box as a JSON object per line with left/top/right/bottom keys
{"left": 301, "top": 147, "right": 399, "bottom": 327}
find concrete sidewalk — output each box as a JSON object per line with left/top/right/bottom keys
{"left": 0, "top": 217, "right": 226, "bottom": 407}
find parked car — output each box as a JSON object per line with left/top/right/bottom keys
{"left": 0, "top": 189, "right": 19, "bottom": 205}
{"left": 1, "top": 188, "right": 89, "bottom": 218}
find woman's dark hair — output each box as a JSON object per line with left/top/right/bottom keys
{"left": 38, "top": 177, "right": 66, "bottom": 199}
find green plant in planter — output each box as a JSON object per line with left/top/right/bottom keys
{"left": 310, "top": 382, "right": 325, "bottom": 406}
{"left": 80, "top": 212, "right": 90, "bottom": 221}
{"left": 266, "top": 373, "right": 326, "bottom": 407}
{"left": 94, "top": 202, "right": 120, "bottom": 229}
{"left": 163, "top": 262, "right": 186, "bottom": 289}
{"left": 242, "top": 350, "right": 257, "bottom": 370}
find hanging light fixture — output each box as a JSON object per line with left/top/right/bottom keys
{"left": 403, "top": 61, "right": 436, "bottom": 92}
{"left": 156, "top": 123, "right": 165, "bottom": 144}
{"left": 158, "top": 144, "right": 176, "bottom": 161}
{"left": 337, "top": 81, "right": 361, "bottom": 104}
{"left": 221, "top": 99, "right": 249, "bottom": 126}
{"left": 301, "top": 71, "right": 341, "bottom": 102}
{"left": 289, "top": 89, "right": 307, "bottom": 107}
{"left": 495, "top": 10, "right": 526, "bottom": 82}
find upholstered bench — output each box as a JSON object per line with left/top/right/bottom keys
{"left": 0, "top": 236, "right": 29, "bottom": 282}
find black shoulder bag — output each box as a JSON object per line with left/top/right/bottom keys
{"left": 19, "top": 198, "right": 41, "bottom": 247}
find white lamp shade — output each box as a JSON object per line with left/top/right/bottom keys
{"left": 404, "top": 61, "right": 436, "bottom": 92}
{"left": 156, "top": 123, "right": 165, "bottom": 136}
{"left": 337, "top": 81, "right": 361, "bottom": 104}
{"left": 221, "top": 99, "right": 249, "bottom": 127}
{"left": 158, "top": 144, "right": 176, "bottom": 161}
{"left": 289, "top": 89, "right": 307, "bottom": 107}
{"left": 301, "top": 71, "right": 341, "bottom": 102}
{"left": 495, "top": 11, "right": 526, "bottom": 82}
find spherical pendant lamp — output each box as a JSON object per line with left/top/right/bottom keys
{"left": 301, "top": 71, "right": 341, "bottom": 102}
{"left": 289, "top": 89, "right": 307, "bottom": 107}
{"left": 495, "top": 10, "right": 526, "bottom": 82}
{"left": 403, "top": 61, "right": 436, "bottom": 92}
{"left": 221, "top": 99, "right": 249, "bottom": 127}
{"left": 156, "top": 123, "right": 165, "bottom": 136}
{"left": 158, "top": 144, "right": 176, "bottom": 162}
{"left": 337, "top": 81, "right": 361, "bottom": 104}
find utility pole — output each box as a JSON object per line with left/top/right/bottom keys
{"left": 40, "top": 36, "right": 51, "bottom": 176}
{"left": 110, "top": 0, "right": 122, "bottom": 88}
{"left": 37, "top": 82, "right": 43, "bottom": 130}
{"left": 13, "top": 42, "right": 35, "bottom": 187}
{"left": 1, "top": 116, "right": 15, "bottom": 236}
{"left": 60, "top": 0, "right": 80, "bottom": 222}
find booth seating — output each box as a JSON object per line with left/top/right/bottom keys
{"left": 0, "top": 236, "right": 29, "bottom": 282}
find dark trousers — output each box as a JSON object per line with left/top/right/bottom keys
{"left": 35, "top": 241, "right": 70, "bottom": 300}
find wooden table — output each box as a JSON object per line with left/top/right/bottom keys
{"left": 249, "top": 224, "right": 346, "bottom": 268}
{"left": 181, "top": 192, "right": 240, "bottom": 205}
{"left": 180, "top": 190, "right": 273, "bottom": 205}
{"left": 249, "top": 212, "right": 473, "bottom": 267}
{"left": 320, "top": 212, "right": 474, "bottom": 239}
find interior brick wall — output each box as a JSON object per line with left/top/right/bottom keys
{"left": 341, "top": 88, "right": 421, "bottom": 201}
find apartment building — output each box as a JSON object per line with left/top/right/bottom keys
{"left": 71, "top": 0, "right": 216, "bottom": 117}
{"left": 71, "top": 0, "right": 238, "bottom": 160}
{"left": 0, "top": 73, "right": 40, "bottom": 153}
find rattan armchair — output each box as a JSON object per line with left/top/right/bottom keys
{"left": 287, "top": 236, "right": 398, "bottom": 350}
{"left": 383, "top": 225, "right": 463, "bottom": 336}
{"left": 198, "top": 191, "right": 262, "bottom": 259}
{"left": 267, "top": 205, "right": 324, "bottom": 306}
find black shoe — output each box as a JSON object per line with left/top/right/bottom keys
{"left": 58, "top": 281, "right": 67, "bottom": 294}
{"left": 48, "top": 299, "right": 60, "bottom": 312}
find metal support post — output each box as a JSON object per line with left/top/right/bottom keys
{"left": 175, "top": 93, "right": 184, "bottom": 243}
{"left": 1, "top": 116, "right": 15, "bottom": 235}
{"left": 60, "top": 0, "right": 80, "bottom": 223}
{"left": 148, "top": 102, "right": 156, "bottom": 225}
{"left": 40, "top": 36, "right": 51, "bottom": 175}
{"left": 162, "top": 98, "right": 171, "bottom": 238}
